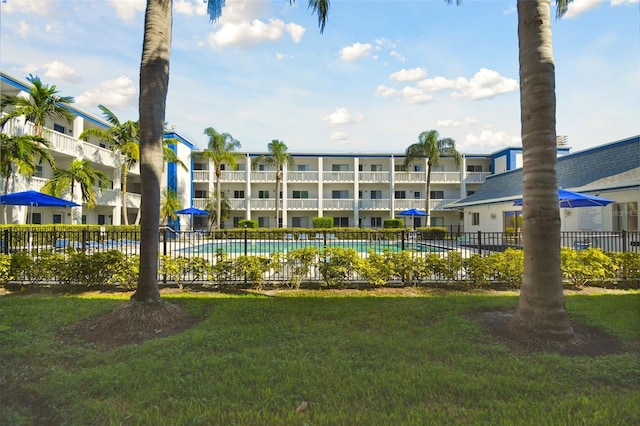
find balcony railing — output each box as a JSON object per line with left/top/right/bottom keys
{"left": 323, "top": 171, "right": 355, "bottom": 182}
{"left": 125, "top": 193, "right": 141, "bottom": 208}
{"left": 323, "top": 199, "right": 354, "bottom": 210}
{"left": 286, "top": 199, "right": 319, "bottom": 210}
{"left": 465, "top": 172, "right": 491, "bottom": 183}
{"left": 221, "top": 171, "right": 246, "bottom": 182}
{"left": 95, "top": 189, "right": 120, "bottom": 206}
{"left": 249, "top": 171, "right": 276, "bottom": 182}
{"left": 287, "top": 171, "right": 319, "bottom": 182}
{"left": 358, "top": 172, "right": 390, "bottom": 183}
{"left": 394, "top": 172, "right": 425, "bottom": 183}
{"left": 430, "top": 172, "right": 461, "bottom": 183}
{"left": 359, "top": 199, "right": 391, "bottom": 210}
{"left": 192, "top": 170, "right": 209, "bottom": 182}
{"left": 251, "top": 199, "right": 276, "bottom": 209}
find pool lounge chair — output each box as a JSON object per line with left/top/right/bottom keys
{"left": 298, "top": 233, "right": 308, "bottom": 241}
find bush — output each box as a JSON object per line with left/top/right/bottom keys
{"left": 561, "top": 248, "right": 617, "bottom": 288}
{"left": 464, "top": 254, "right": 493, "bottom": 286}
{"left": 383, "top": 219, "right": 403, "bottom": 229}
{"left": 419, "top": 227, "right": 447, "bottom": 240}
{"left": 312, "top": 217, "right": 334, "bottom": 228}
{"left": 234, "top": 255, "right": 273, "bottom": 289}
{"left": 0, "top": 254, "right": 12, "bottom": 287}
{"left": 318, "top": 247, "right": 360, "bottom": 287}
{"left": 608, "top": 252, "right": 640, "bottom": 287}
{"left": 238, "top": 220, "right": 258, "bottom": 229}
{"left": 283, "top": 247, "right": 319, "bottom": 289}
{"left": 491, "top": 248, "right": 524, "bottom": 288}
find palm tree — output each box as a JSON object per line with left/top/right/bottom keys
{"left": 252, "top": 140, "right": 294, "bottom": 228}
{"left": 0, "top": 75, "right": 75, "bottom": 137}
{"left": 41, "top": 159, "right": 109, "bottom": 212}
{"left": 160, "top": 188, "right": 181, "bottom": 225}
{"left": 200, "top": 127, "right": 241, "bottom": 230}
{"left": 510, "top": 0, "right": 574, "bottom": 339}
{"left": 0, "top": 131, "right": 55, "bottom": 194}
{"left": 79, "top": 105, "right": 140, "bottom": 225}
{"left": 204, "top": 191, "right": 231, "bottom": 230}
{"left": 404, "top": 130, "right": 461, "bottom": 227}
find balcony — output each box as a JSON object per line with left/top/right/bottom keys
{"left": 193, "top": 170, "right": 209, "bottom": 182}
{"left": 221, "top": 171, "right": 246, "bottom": 182}
{"left": 323, "top": 199, "right": 354, "bottom": 210}
{"left": 358, "top": 172, "right": 390, "bottom": 183}
{"left": 251, "top": 199, "right": 276, "bottom": 209}
{"left": 323, "top": 171, "right": 355, "bottom": 182}
{"left": 465, "top": 172, "right": 491, "bottom": 183}
{"left": 430, "top": 172, "right": 461, "bottom": 183}
{"left": 95, "top": 189, "right": 120, "bottom": 206}
{"left": 287, "top": 171, "right": 319, "bottom": 182}
{"left": 287, "top": 199, "right": 319, "bottom": 210}
{"left": 250, "top": 171, "right": 276, "bottom": 182}
{"left": 125, "top": 193, "right": 141, "bottom": 208}
{"left": 394, "top": 172, "right": 425, "bottom": 183}
{"left": 359, "top": 199, "right": 391, "bottom": 210}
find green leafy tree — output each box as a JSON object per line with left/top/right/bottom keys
{"left": 403, "top": 130, "right": 461, "bottom": 227}
{"left": 41, "top": 159, "right": 109, "bottom": 210}
{"left": 0, "top": 74, "right": 74, "bottom": 137}
{"left": 0, "top": 132, "right": 54, "bottom": 194}
{"left": 160, "top": 188, "right": 182, "bottom": 225}
{"left": 253, "top": 140, "right": 294, "bottom": 228}
{"left": 204, "top": 191, "right": 230, "bottom": 230}
{"left": 79, "top": 105, "right": 140, "bottom": 225}
{"left": 200, "top": 127, "right": 241, "bottom": 230}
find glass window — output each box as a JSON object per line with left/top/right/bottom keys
{"left": 292, "top": 191, "right": 308, "bottom": 199}
{"left": 332, "top": 190, "right": 348, "bottom": 199}
{"left": 53, "top": 214, "right": 62, "bottom": 224}
{"left": 394, "top": 191, "right": 406, "bottom": 199}
{"left": 258, "top": 191, "right": 269, "bottom": 199}
{"left": 333, "top": 217, "right": 348, "bottom": 227}
{"left": 472, "top": 212, "right": 480, "bottom": 226}
{"left": 370, "top": 217, "right": 382, "bottom": 227}
{"left": 430, "top": 191, "right": 444, "bottom": 199}
{"left": 194, "top": 190, "right": 207, "bottom": 198}
{"left": 98, "top": 215, "right": 106, "bottom": 225}
{"left": 370, "top": 190, "right": 382, "bottom": 199}
{"left": 233, "top": 190, "right": 245, "bottom": 198}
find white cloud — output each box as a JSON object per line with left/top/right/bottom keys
{"left": 1, "top": 0, "right": 53, "bottom": 15}
{"left": 564, "top": 0, "right": 605, "bottom": 18}
{"left": 375, "top": 85, "right": 398, "bottom": 99}
{"left": 437, "top": 117, "right": 479, "bottom": 128}
{"left": 174, "top": 0, "right": 208, "bottom": 16}
{"left": 329, "top": 131, "right": 349, "bottom": 142}
{"left": 390, "top": 67, "right": 427, "bottom": 83}
{"left": 451, "top": 68, "right": 517, "bottom": 100}
{"left": 107, "top": 0, "right": 145, "bottom": 22}
{"left": 390, "top": 51, "right": 406, "bottom": 62}
{"left": 17, "top": 20, "right": 30, "bottom": 38}
{"left": 276, "top": 53, "right": 293, "bottom": 60}
{"left": 76, "top": 76, "right": 137, "bottom": 109}
{"left": 401, "top": 87, "right": 432, "bottom": 105}
{"left": 417, "top": 76, "right": 458, "bottom": 92}
{"left": 43, "top": 61, "right": 82, "bottom": 84}
{"left": 322, "top": 108, "right": 363, "bottom": 126}
{"left": 208, "top": 18, "right": 304, "bottom": 47}
{"left": 340, "top": 42, "right": 373, "bottom": 61}
{"left": 461, "top": 128, "right": 521, "bottom": 151}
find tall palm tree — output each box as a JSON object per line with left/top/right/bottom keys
{"left": 41, "top": 159, "right": 109, "bottom": 211}
{"left": 404, "top": 130, "right": 461, "bottom": 227}
{"left": 160, "top": 188, "right": 181, "bottom": 225}
{"left": 204, "top": 191, "right": 231, "bottom": 230}
{"left": 79, "top": 105, "right": 140, "bottom": 225}
{"left": 0, "top": 132, "right": 55, "bottom": 194}
{"left": 0, "top": 75, "right": 75, "bottom": 137}
{"left": 200, "top": 127, "right": 241, "bottom": 230}
{"left": 253, "top": 140, "right": 294, "bottom": 228}
{"left": 510, "top": 0, "right": 574, "bottom": 339}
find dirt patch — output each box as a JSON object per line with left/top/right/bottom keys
{"left": 475, "top": 310, "right": 627, "bottom": 356}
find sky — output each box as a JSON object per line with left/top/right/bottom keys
{"left": 1, "top": 0, "right": 638, "bottom": 155}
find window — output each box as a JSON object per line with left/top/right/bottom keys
{"left": 34, "top": 165, "right": 43, "bottom": 178}
{"left": 236, "top": 163, "right": 245, "bottom": 171}
{"left": 471, "top": 212, "right": 480, "bottom": 226}
{"left": 431, "top": 217, "right": 444, "bottom": 227}
{"left": 233, "top": 190, "right": 245, "bottom": 199}
{"left": 370, "top": 217, "right": 382, "bottom": 228}
{"left": 258, "top": 190, "right": 270, "bottom": 199}
{"left": 53, "top": 124, "right": 65, "bottom": 133}
{"left": 258, "top": 216, "right": 269, "bottom": 227}
{"left": 370, "top": 190, "right": 382, "bottom": 199}
{"left": 99, "top": 143, "right": 107, "bottom": 149}
{"left": 220, "top": 164, "right": 226, "bottom": 171}
{"left": 358, "top": 164, "right": 363, "bottom": 172}
{"left": 430, "top": 191, "right": 444, "bottom": 199}
{"left": 414, "top": 191, "right": 421, "bottom": 199}
{"left": 371, "top": 164, "right": 382, "bottom": 172}
{"left": 394, "top": 191, "right": 406, "bottom": 199}
{"left": 332, "top": 190, "right": 348, "bottom": 199}
{"left": 292, "top": 190, "right": 308, "bottom": 199}
{"left": 258, "top": 164, "right": 267, "bottom": 171}
{"left": 413, "top": 165, "right": 421, "bottom": 172}
{"left": 467, "top": 165, "right": 483, "bottom": 172}
{"left": 291, "top": 216, "right": 304, "bottom": 227}
{"left": 81, "top": 215, "right": 86, "bottom": 225}
{"left": 29, "top": 212, "right": 42, "bottom": 225}
{"left": 193, "top": 163, "right": 207, "bottom": 170}
{"left": 233, "top": 217, "right": 241, "bottom": 228}
{"left": 334, "top": 217, "right": 348, "bottom": 227}
{"left": 431, "top": 165, "right": 444, "bottom": 172}
{"left": 194, "top": 190, "right": 207, "bottom": 198}
{"left": 358, "top": 191, "right": 363, "bottom": 199}
{"left": 394, "top": 164, "right": 407, "bottom": 172}
{"left": 53, "top": 214, "right": 62, "bottom": 224}
{"left": 295, "top": 164, "right": 308, "bottom": 171}
{"left": 613, "top": 202, "right": 638, "bottom": 231}
{"left": 98, "top": 215, "right": 106, "bottom": 225}
{"left": 331, "top": 164, "right": 348, "bottom": 171}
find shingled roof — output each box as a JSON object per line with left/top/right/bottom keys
{"left": 450, "top": 135, "right": 639, "bottom": 207}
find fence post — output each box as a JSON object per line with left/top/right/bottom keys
{"left": 477, "top": 230, "right": 483, "bottom": 255}
{"left": 622, "top": 230, "right": 627, "bottom": 252}
{"left": 401, "top": 230, "right": 405, "bottom": 251}
{"left": 2, "top": 229, "right": 8, "bottom": 255}
{"left": 162, "top": 227, "right": 167, "bottom": 256}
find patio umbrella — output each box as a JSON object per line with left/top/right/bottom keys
{"left": 513, "top": 189, "right": 614, "bottom": 208}
{"left": 0, "top": 190, "right": 79, "bottom": 250}
{"left": 398, "top": 208, "right": 428, "bottom": 229}
{"left": 175, "top": 207, "right": 209, "bottom": 231}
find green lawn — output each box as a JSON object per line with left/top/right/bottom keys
{"left": 1, "top": 289, "right": 638, "bottom": 425}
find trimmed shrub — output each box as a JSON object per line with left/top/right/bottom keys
{"left": 312, "top": 217, "right": 334, "bottom": 228}
{"left": 238, "top": 219, "right": 258, "bottom": 229}
{"left": 383, "top": 219, "right": 403, "bottom": 229}
{"left": 419, "top": 227, "right": 447, "bottom": 240}
{"left": 561, "top": 247, "right": 617, "bottom": 288}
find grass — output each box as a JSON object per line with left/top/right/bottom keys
{"left": 1, "top": 289, "right": 639, "bottom": 425}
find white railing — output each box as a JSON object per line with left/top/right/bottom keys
{"left": 249, "top": 171, "right": 276, "bottom": 182}
{"left": 192, "top": 171, "right": 209, "bottom": 181}
{"left": 323, "top": 199, "right": 354, "bottom": 210}
{"left": 358, "top": 172, "right": 390, "bottom": 183}
{"left": 251, "top": 199, "right": 276, "bottom": 209}
{"left": 221, "top": 171, "right": 246, "bottom": 182}
{"left": 125, "top": 193, "right": 141, "bottom": 208}
{"left": 394, "top": 172, "right": 425, "bottom": 183}
{"left": 96, "top": 189, "right": 120, "bottom": 206}
{"left": 359, "top": 199, "right": 391, "bottom": 210}
{"left": 287, "top": 171, "right": 319, "bottom": 182}
{"left": 323, "top": 171, "right": 356, "bottom": 182}
{"left": 286, "top": 199, "right": 319, "bottom": 210}
{"left": 229, "top": 199, "right": 247, "bottom": 210}
{"left": 430, "top": 172, "right": 460, "bottom": 183}
{"left": 465, "top": 172, "right": 491, "bottom": 183}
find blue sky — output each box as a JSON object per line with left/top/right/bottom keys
{"left": 1, "top": 0, "right": 638, "bottom": 154}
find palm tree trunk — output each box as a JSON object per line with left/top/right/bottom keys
{"left": 216, "top": 168, "right": 222, "bottom": 229}
{"left": 510, "top": 0, "right": 573, "bottom": 339}
{"left": 122, "top": 167, "right": 129, "bottom": 225}
{"left": 425, "top": 160, "right": 432, "bottom": 228}
{"left": 275, "top": 172, "right": 281, "bottom": 228}
{"left": 131, "top": 0, "right": 172, "bottom": 303}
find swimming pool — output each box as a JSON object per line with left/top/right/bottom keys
{"left": 180, "top": 239, "right": 443, "bottom": 255}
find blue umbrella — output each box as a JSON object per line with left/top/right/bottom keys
{"left": 398, "top": 208, "right": 428, "bottom": 230}
{"left": 513, "top": 189, "right": 614, "bottom": 208}
{"left": 175, "top": 207, "right": 209, "bottom": 232}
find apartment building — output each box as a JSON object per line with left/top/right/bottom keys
{"left": 189, "top": 151, "right": 493, "bottom": 229}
